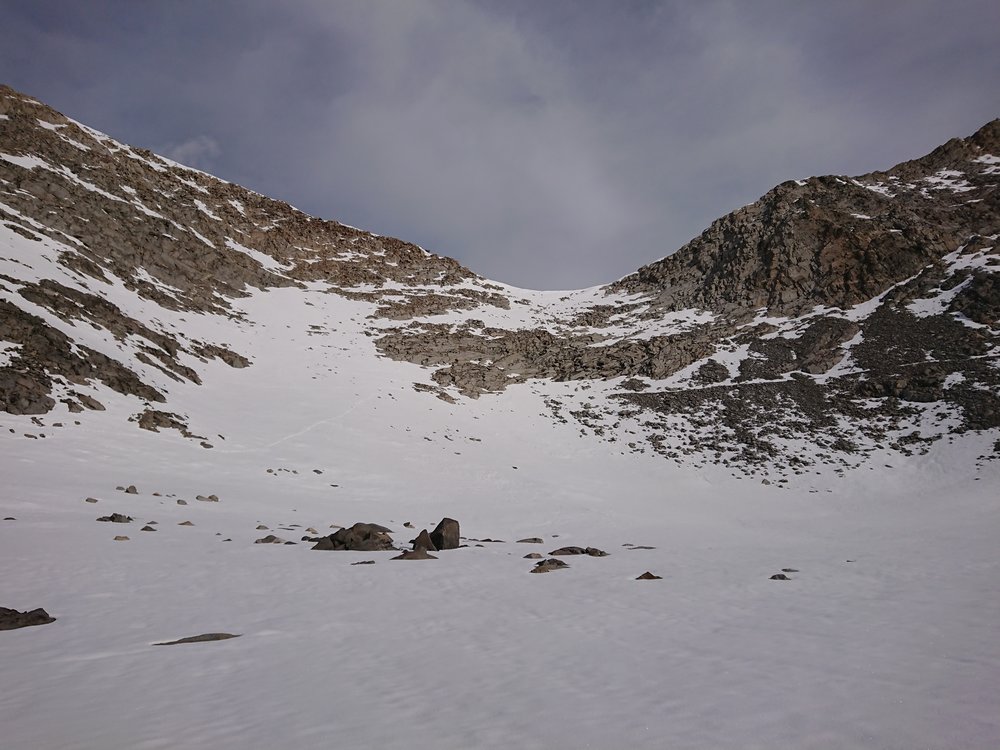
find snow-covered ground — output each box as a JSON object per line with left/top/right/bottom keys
{"left": 2, "top": 282, "right": 999, "bottom": 749}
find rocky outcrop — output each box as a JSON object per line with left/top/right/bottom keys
{"left": 611, "top": 119, "right": 1000, "bottom": 316}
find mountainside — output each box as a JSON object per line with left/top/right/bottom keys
{"left": 2, "top": 84, "right": 998, "bottom": 478}
{"left": 2, "top": 85, "right": 999, "bottom": 750}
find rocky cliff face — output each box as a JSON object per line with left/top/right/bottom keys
{"left": 2, "top": 84, "right": 998, "bottom": 477}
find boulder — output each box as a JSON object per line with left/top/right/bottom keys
{"left": 524, "top": 552, "right": 543, "bottom": 559}
{"left": 255, "top": 534, "right": 285, "bottom": 544}
{"left": 636, "top": 571, "right": 662, "bottom": 580}
{"left": 770, "top": 573, "right": 791, "bottom": 580}
{"left": 429, "top": 517, "right": 460, "bottom": 550}
{"left": 530, "top": 558, "right": 569, "bottom": 574}
{"left": 124, "top": 485, "right": 138, "bottom": 494}
{"left": 550, "top": 546, "right": 608, "bottom": 557}
{"left": 0, "top": 606, "right": 56, "bottom": 630}
{"left": 97, "top": 513, "right": 132, "bottom": 523}
{"left": 411, "top": 529, "right": 437, "bottom": 551}
{"left": 392, "top": 549, "right": 438, "bottom": 560}
{"left": 516, "top": 537, "right": 544, "bottom": 544}
{"left": 311, "top": 522, "right": 395, "bottom": 551}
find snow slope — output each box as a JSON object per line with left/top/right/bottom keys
{"left": 3, "top": 277, "right": 999, "bottom": 750}
{"left": 3, "top": 86, "right": 999, "bottom": 749}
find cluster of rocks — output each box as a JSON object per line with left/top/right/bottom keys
{"left": 307, "top": 517, "right": 462, "bottom": 557}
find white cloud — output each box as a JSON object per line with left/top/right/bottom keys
{"left": 160, "top": 135, "right": 221, "bottom": 170}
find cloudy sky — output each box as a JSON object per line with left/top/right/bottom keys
{"left": 2, "top": 0, "right": 998, "bottom": 289}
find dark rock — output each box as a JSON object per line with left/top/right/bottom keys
{"left": 781, "top": 568, "right": 799, "bottom": 573}
{"left": 411, "top": 529, "right": 437, "bottom": 551}
{"left": 84, "top": 497, "right": 98, "bottom": 503}
{"left": 0, "top": 606, "right": 56, "bottom": 630}
{"left": 516, "top": 537, "right": 544, "bottom": 544}
{"left": 255, "top": 534, "right": 285, "bottom": 544}
{"left": 430, "top": 517, "right": 460, "bottom": 550}
{"left": 392, "top": 549, "right": 438, "bottom": 560}
{"left": 178, "top": 521, "right": 194, "bottom": 526}
{"left": 114, "top": 535, "right": 129, "bottom": 541}
{"left": 636, "top": 571, "right": 662, "bottom": 580}
{"left": 550, "top": 546, "right": 608, "bottom": 557}
{"left": 530, "top": 558, "right": 569, "bottom": 574}
{"left": 124, "top": 485, "right": 138, "bottom": 494}
{"left": 403, "top": 522, "right": 414, "bottom": 528}
{"left": 770, "top": 573, "right": 791, "bottom": 580}
{"left": 140, "top": 525, "right": 156, "bottom": 532}
{"left": 154, "top": 633, "right": 241, "bottom": 645}
{"left": 550, "top": 546, "right": 585, "bottom": 555}
{"left": 524, "top": 552, "right": 543, "bottom": 559}
{"left": 311, "top": 522, "right": 395, "bottom": 551}
{"left": 351, "top": 560, "right": 376, "bottom": 565}
{"left": 97, "top": 513, "right": 132, "bottom": 523}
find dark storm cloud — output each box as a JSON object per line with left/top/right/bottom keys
{"left": 2, "top": 0, "right": 998, "bottom": 288}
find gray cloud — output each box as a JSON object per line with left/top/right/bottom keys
{"left": 1, "top": 0, "right": 998, "bottom": 288}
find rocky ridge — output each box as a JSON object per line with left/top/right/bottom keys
{"left": 1, "top": 84, "right": 998, "bottom": 475}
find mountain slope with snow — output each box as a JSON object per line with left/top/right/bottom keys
{"left": 1, "top": 85, "right": 999, "bottom": 749}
